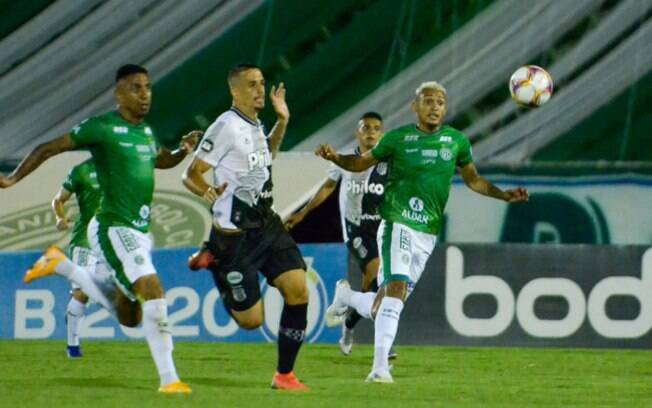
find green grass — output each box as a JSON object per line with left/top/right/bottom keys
{"left": 1, "top": 340, "right": 651, "bottom": 407}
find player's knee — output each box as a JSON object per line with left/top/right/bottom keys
{"left": 236, "top": 313, "right": 264, "bottom": 330}
{"left": 385, "top": 280, "right": 407, "bottom": 299}
{"left": 284, "top": 281, "right": 309, "bottom": 305}
{"left": 132, "top": 274, "right": 164, "bottom": 300}
{"left": 117, "top": 303, "right": 142, "bottom": 327}
{"left": 72, "top": 289, "right": 89, "bottom": 304}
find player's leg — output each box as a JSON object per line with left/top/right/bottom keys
{"left": 97, "top": 223, "right": 188, "bottom": 393}
{"left": 262, "top": 218, "right": 309, "bottom": 391}
{"left": 65, "top": 246, "right": 95, "bottom": 358}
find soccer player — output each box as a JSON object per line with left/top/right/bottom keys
{"left": 0, "top": 64, "right": 200, "bottom": 394}
{"left": 315, "top": 81, "right": 529, "bottom": 383}
{"left": 52, "top": 159, "right": 101, "bottom": 358}
{"left": 182, "top": 63, "right": 310, "bottom": 391}
{"left": 284, "top": 112, "right": 396, "bottom": 358}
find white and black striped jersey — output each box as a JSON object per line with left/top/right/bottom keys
{"left": 195, "top": 107, "right": 274, "bottom": 229}
{"left": 327, "top": 148, "right": 388, "bottom": 241}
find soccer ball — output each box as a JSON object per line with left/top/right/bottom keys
{"left": 509, "top": 65, "right": 553, "bottom": 107}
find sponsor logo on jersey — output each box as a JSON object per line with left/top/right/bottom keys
{"left": 360, "top": 213, "right": 382, "bottom": 221}
{"left": 201, "top": 139, "right": 214, "bottom": 152}
{"left": 403, "top": 197, "right": 429, "bottom": 224}
{"left": 119, "top": 142, "right": 133, "bottom": 147}
{"left": 439, "top": 135, "right": 452, "bottom": 143}
{"left": 136, "top": 145, "right": 151, "bottom": 153}
{"left": 145, "top": 127, "right": 153, "bottom": 135}
{"left": 409, "top": 197, "right": 424, "bottom": 212}
{"left": 344, "top": 180, "right": 384, "bottom": 195}
{"left": 247, "top": 149, "right": 272, "bottom": 171}
{"left": 255, "top": 190, "right": 273, "bottom": 200}
{"left": 422, "top": 149, "right": 438, "bottom": 158}
{"left": 226, "top": 271, "right": 244, "bottom": 285}
{"left": 439, "top": 148, "right": 453, "bottom": 161}
{"left": 113, "top": 126, "right": 128, "bottom": 134}
{"left": 404, "top": 135, "right": 419, "bottom": 142}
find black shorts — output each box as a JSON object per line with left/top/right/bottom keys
{"left": 345, "top": 232, "right": 379, "bottom": 271}
{"left": 206, "top": 215, "right": 306, "bottom": 311}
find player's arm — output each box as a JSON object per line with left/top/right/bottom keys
{"left": 267, "top": 83, "right": 289, "bottom": 159}
{"left": 284, "top": 178, "right": 338, "bottom": 229}
{"left": 0, "top": 134, "right": 76, "bottom": 188}
{"left": 156, "top": 130, "right": 203, "bottom": 169}
{"left": 315, "top": 144, "right": 378, "bottom": 172}
{"left": 459, "top": 162, "right": 529, "bottom": 202}
{"left": 52, "top": 187, "right": 73, "bottom": 231}
{"left": 182, "top": 157, "right": 227, "bottom": 204}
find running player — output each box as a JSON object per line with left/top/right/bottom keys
{"left": 52, "top": 159, "right": 101, "bottom": 358}
{"left": 0, "top": 64, "right": 200, "bottom": 394}
{"left": 182, "top": 63, "right": 310, "bottom": 391}
{"left": 284, "top": 112, "right": 394, "bottom": 357}
{"left": 316, "top": 81, "right": 529, "bottom": 383}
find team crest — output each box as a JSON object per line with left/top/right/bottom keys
{"left": 439, "top": 148, "right": 453, "bottom": 161}
{"left": 376, "top": 162, "right": 387, "bottom": 175}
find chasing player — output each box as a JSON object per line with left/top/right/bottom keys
{"left": 0, "top": 64, "right": 200, "bottom": 393}
{"left": 182, "top": 63, "right": 310, "bottom": 391}
{"left": 316, "top": 81, "right": 529, "bottom": 383}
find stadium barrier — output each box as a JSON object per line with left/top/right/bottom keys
{"left": 1, "top": 243, "right": 651, "bottom": 348}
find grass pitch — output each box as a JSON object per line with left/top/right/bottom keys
{"left": 1, "top": 340, "right": 650, "bottom": 407}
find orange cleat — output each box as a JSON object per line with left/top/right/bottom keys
{"left": 187, "top": 242, "right": 215, "bottom": 271}
{"left": 271, "top": 371, "right": 309, "bottom": 391}
{"left": 24, "top": 246, "right": 66, "bottom": 284}
{"left": 158, "top": 380, "right": 192, "bottom": 394}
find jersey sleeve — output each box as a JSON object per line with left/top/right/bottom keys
{"left": 195, "top": 118, "right": 233, "bottom": 167}
{"left": 371, "top": 131, "right": 396, "bottom": 161}
{"left": 69, "top": 118, "right": 103, "bottom": 147}
{"left": 62, "top": 166, "right": 78, "bottom": 193}
{"left": 456, "top": 134, "right": 474, "bottom": 167}
{"left": 327, "top": 163, "right": 342, "bottom": 182}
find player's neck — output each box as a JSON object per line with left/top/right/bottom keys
{"left": 416, "top": 122, "right": 441, "bottom": 134}
{"left": 231, "top": 104, "right": 258, "bottom": 122}
{"left": 117, "top": 108, "right": 145, "bottom": 125}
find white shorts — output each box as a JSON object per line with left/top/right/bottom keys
{"left": 88, "top": 217, "right": 157, "bottom": 299}
{"left": 376, "top": 220, "right": 437, "bottom": 297}
{"left": 69, "top": 246, "right": 98, "bottom": 291}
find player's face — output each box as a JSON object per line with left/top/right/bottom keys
{"left": 232, "top": 69, "right": 266, "bottom": 112}
{"left": 356, "top": 117, "right": 383, "bottom": 151}
{"left": 116, "top": 73, "right": 152, "bottom": 118}
{"left": 413, "top": 89, "right": 447, "bottom": 130}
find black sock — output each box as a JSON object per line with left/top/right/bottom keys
{"left": 345, "top": 278, "right": 378, "bottom": 329}
{"left": 277, "top": 303, "right": 307, "bottom": 374}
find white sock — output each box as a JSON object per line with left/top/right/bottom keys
{"left": 56, "top": 259, "right": 116, "bottom": 315}
{"left": 142, "top": 299, "right": 179, "bottom": 386}
{"left": 349, "top": 291, "right": 376, "bottom": 320}
{"left": 373, "top": 297, "right": 404, "bottom": 374}
{"left": 66, "top": 298, "right": 86, "bottom": 347}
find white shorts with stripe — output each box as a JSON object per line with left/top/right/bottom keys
{"left": 69, "top": 246, "right": 98, "bottom": 291}
{"left": 376, "top": 220, "right": 437, "bottom": 297}
{"left": 88, "top": 217, "right": 157, "bottom": 300}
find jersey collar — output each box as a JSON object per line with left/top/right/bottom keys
{"left": 230, "top": 107, "right": 261, "bottom": 128}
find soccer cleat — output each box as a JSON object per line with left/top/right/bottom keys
{"left": 158, "top": 380, "right": 192, "bottom": 394}
{"left": 365, "top": 370, "right": 394, "bottom": 384}
{"left": 24, "top": 246, "right": 66, "bottom": 284}
{"left": 325, "top": 279, "right": 350, "bottom": 327}
{"left": 66, "top": 345, "right": 82, "bottom": 358}
{"left": 388, "top": 347, "right": 398, "bottom": 360}
{"left": 271, "top": 371, "right": 309, "bottom": 391}
{"left": 187, "top": 242, "right": 215, "bottom": 271}
{"left": 338, "top": 325, "right": 354, "bottom": 356}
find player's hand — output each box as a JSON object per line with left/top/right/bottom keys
{"left": 203, "top": 182, "right": 228, "bottom": 204}
{"left": 55, "top": 217, "right": 71, "bottom": 231}
{"left": 284, "top": 211, "right": 306, "bottom": 230}
{"left": 315, "top": 144, "right": 338, "bottom": 162}
{"left": 0, "top": 174, "right": 16, "bottom": 188}
{"left": 181, "top": 131, "right": 203, "bottom": 153}
{"left": 503, "top": 187, "right": 529, "bottom": 203}
{"left": 270, "top": 83, "right": 289, "bottom": 122}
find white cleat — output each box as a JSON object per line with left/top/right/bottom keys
{"left": 338, "top": 325, "right": 354, "bottom": 356}
{"left": 365, "top": 370, "right": 394, "bottom": 384}
{"left": 325, "top": 279, "right": 350, "bottom": 327}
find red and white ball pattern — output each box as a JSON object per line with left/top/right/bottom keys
{"left": 509, "top": 65, "right": 553, "bottom": 107}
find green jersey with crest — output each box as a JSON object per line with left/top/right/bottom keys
{"left": 371, "top": 124, "right": 473, "bottom": 235}
{"left": 62, "top": 159, "right": 101, "bottom": 248}
{"left": 70, "top": 111, "right": 159, "bottom": 232}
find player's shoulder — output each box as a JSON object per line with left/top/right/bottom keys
{"left": 440, "top": 125, "right": 468, "bottom": 142}
{"left": 380, "top": 125, "right": 414, "bottom": 142}
{"left": 206, "top": 110, "right": 240, "bottom": 136}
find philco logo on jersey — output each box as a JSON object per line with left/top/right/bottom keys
{"left": 402, "top": 197, "right": 429, "bottom": 224}
{"left": 344, "top": 180, "right": 384, "bottom": 195}
{"left": 247, "top": 149, "right": 272, "bottom": 171}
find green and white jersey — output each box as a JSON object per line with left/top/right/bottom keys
{"left": 371, "top": 124, "right": 473, "bottom": 235}
{"left": 70, "top": 111, "right": 159, "bottom": 232}
{"left": 62, "top": 159, "right": 101, "bottom": 249}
